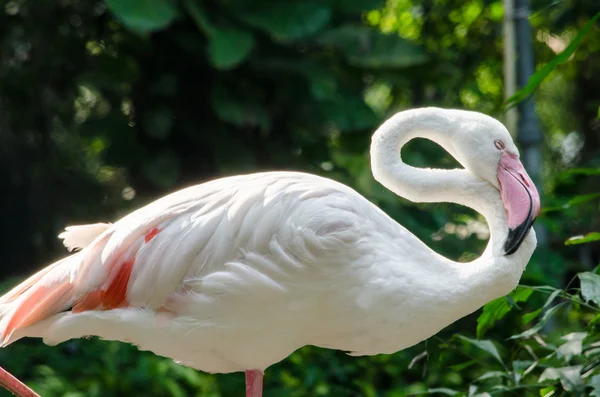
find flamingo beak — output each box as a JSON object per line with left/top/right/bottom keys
{"left": 497, "top": 154, "right": 541, "bottom": 255}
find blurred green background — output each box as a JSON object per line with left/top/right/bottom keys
{"left": 0, "top": 0, "right": 599, "bottom": 396}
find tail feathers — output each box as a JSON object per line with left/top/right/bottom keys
{"left": 1, "top": 281, "right": 73, "bottom": 345}
{"left": 0, "top": 220, "right": 157, "bottom": 347}
{"left": 0, "top": 264, "right": 59, "bottom": 307}
{"left": 0, "top": 255, "right": 81, "bottom": 346}
{"left": 0, "top": 232, "right": 138, "bottom": 346}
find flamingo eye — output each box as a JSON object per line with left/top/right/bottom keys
{"left": 494, "top": 140, "right": 505, "bottom": 150}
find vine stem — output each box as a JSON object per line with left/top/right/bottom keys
{"left": 0, "top": 365, "right": 39, "bottom": 397}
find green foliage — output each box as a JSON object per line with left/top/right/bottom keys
{"left": 506, "top": 11, "right": 600, "bottom": 108}
{"left": 476, "top": 287, "right": 533, "bottom": 338}
{"left": 318, "top": 26, "right": 429, "bottom": 68}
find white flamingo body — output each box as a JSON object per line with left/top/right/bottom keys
{"left": 0, "top": 108, "right": 540, "bottom": 396}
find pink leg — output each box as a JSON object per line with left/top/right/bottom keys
{"left": 245, "top": 369, "right": 263, "bottom": 397}
{"left": 0, "top": 365, "right": 40, "bottom": 397}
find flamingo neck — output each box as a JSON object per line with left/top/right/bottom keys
{"left": 370, "top": 108, "right": 536, "bottom": 307}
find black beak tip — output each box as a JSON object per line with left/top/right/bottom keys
{"left": 503, "top": 217, "right": 536, "bottom": 256}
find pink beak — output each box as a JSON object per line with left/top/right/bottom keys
{"left": 497, "top": 154, "right": 541, "bottom": 255}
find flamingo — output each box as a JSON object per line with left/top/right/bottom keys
{"left": 0, "top": 108, "right": 540, "bottom": 397}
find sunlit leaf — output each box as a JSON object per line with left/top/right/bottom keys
{"left": 589, "top": 374, "right": 600, "bottom": 397}
{"left": 105, "top": 0, "right": 178, "bottom": 33}
{"left": 419, "top": 388, "right": 460, "bottom": 396}
{"left": 566, "top": 233, "right": 600, "bottom": 246}
{"left": 505, "top": 11, "right": 600, "bottom": 108}
{"left": 456, "top": 335, "right": 504, "bottom": 366}
{"left": 578, "top": 272, "right": 600, "bottom": 305}
{"left": 476, "top": 287, "right": 533, "bottom": 338}
{"left": 538, "top": 366, "right": 583, "bottom": 392}
{"left": 475, "top": 371, "right": 511, "bottom": 382}
{"left": 556, "top": 332, "right": 587, "bottom": 361}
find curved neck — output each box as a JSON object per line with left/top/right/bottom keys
{"left": 370, "top": 109, "right": 491, "bottom": 214}
{"left": 370, "top": 108, "right": 536, "bottom": 302}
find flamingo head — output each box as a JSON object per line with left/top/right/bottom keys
{"left": 446, "top": 111, "right": 541, "bottom": 255}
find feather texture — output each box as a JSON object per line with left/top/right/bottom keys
{"left": 58, "top": 223, "right": 111, "bottom": 251}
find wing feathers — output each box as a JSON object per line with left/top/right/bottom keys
{"left": 0, "top": 172, "right": 348, "bottom": 347}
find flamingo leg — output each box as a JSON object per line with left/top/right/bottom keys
{"left": 0, "top": 366, "right": 40, "bottom": 397}
{"left": 245, "top": 369, "right": 263, "bottom": 397}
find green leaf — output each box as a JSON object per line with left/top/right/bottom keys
{"left": 183, "top": 0, "right": 254, "bottom": 69}
{"left": 207, "top": 28, "right": 255, "bottom": 69}
{"left": 566, "top": 233, "right": 600, "bottom": 246}
{"left": 578, "top": 272, "right": 600, "bottom": 305}
{"left": 105, "top": 0, "right": 178, "bottom": 33}
{"left": 236, "top": 1, "right": 332, "bottom": 41}
{"left": 538, "top": 366, "right": 583, "bottom": 392}
{"left": 476, "top": 286, "right": 533, "bottom": 338}
{"left": 456, "top": 335, "right": 504, "bottom": 366}
{"left": 164, "top": 378, "right": 186, "bottom": 397}
{"left": 543, "top": 289, "right": 563, "bottom": 309}
{"left": 509, "top": 303, "right": 565, "bottom": 339}
{"left": 318, "top": 25, "right": 428, "bottom": 68}
{"left": 521, "top": 308, "right": 542, "bottom": 325}
{"left": 505, "top": 11, "right": 600, "bottom": 108}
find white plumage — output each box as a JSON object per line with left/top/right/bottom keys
{"left": 0, "top": 108, "right": 540, "bottom": 397}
